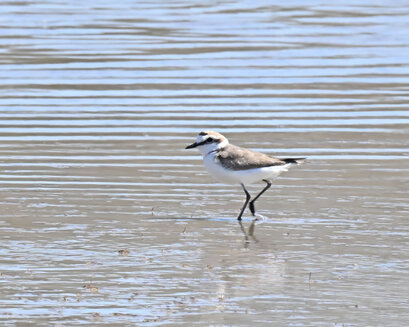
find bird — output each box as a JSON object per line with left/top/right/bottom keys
{"left": 185, "top": 131, "right": 305, "bottom": 220}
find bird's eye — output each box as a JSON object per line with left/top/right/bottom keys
{"left": 206, "top": 138, "right": 213, "bottom": 143}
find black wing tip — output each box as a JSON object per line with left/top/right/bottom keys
{"left": 282, "top": 157, "right": 306, "bottom": 165}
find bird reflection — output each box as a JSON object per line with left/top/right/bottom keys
{"left": 238, "top": 219, "right": 259, "bottom": 248}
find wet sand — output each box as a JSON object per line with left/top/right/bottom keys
{"left": 1, "top": 1, "right": 409, "bottom": 326}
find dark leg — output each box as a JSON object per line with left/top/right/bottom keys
{"left": 249, "top": 179, "right": 271, "bottom": 216}
{"left": 237, "top": 183, "right": 251, "bottom": 221}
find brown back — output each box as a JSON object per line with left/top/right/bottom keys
{"left": 215, "top": 144, "right": 286, "bottom": 171}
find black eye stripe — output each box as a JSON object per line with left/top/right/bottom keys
{"left": 206, "top": 138, "right": 213, "bottom": 142}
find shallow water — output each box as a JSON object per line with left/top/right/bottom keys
{"left": 1, "top": 1, "right": 409, "bottom": 326}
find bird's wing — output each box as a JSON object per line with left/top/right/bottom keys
{"left": 216, "top": 144, "right": 286, "bottom": 171}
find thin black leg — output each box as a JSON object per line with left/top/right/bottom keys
{"left": 237, "top": 183, "right": 251, "bottom": 221}
{"left": 249, "top": 179, "right": 271, "bottom": 216}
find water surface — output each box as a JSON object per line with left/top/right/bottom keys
{"left": 1, "top": 1, "right": 409, "bottom": 326}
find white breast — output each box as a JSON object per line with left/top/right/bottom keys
{"left": 203, "top": 153, "right": 290, "bottom": 185}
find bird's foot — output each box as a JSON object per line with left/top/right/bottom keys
{"left": 254, "top": 213, "right": 266, "bottom": 221}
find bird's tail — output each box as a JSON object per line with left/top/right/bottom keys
{"left": 282, "top": 157, "right": 306, "bottom": 165}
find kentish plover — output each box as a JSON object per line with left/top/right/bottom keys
{"left": 185, "top": 131, "right": 305, "bottom": 220}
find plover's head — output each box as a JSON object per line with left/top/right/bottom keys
{"left": 185, "top": 131, "right": 229, "bottom": 155}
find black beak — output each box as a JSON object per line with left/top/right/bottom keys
{"left": 185, "top": 142, "right": 198, "bottom": 149}
{"left": 185, "top": 140, "right": 206, "bottom": 149}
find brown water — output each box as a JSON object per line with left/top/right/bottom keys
{"left": 1, "top": 1, "right": 409, "bottom": 326}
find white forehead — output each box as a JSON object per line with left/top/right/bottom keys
{"left": 196, "top": 133, "right": 211, "bottom": 142}
{"left": 196, "top": 131, "right": 225, "bottom": 141}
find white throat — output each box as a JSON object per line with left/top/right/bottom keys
{"left": 197, "top": 139, "right": 229, "bottom": 157}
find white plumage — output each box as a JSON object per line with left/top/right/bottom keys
{"left": 203, "top": 153, "right": 291, "bottom": 184}
{"left": 185, "top": 130, "right": 305, "bottom": 220}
